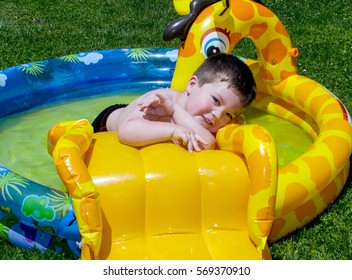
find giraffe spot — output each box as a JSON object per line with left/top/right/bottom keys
{"left": 269, "top": 217, "right": 286, "bottom": 240}
{"left": 180, "top": 33, "right": 196, "bottom": 58}
{"left": 248, "top": 149, "right": 273, "bottom": 195}
{"left": 319, "top": 180, "right": 338, "bottom": 205}
{"left": 287, "top": 113, "right": 305, "bottom": 126}
{"left": 302, "top": 155, "right": 331, "bottom": 190}
{"left": 231, "top": 129, "right": 245, "bottom": 151}
{"left": 294, "top": 199, "right": 317, "bottom": 223}
{"left": 255, "top": 91, "right": 269, "bottom": 103}
{"left": 256, "top": 196, "right": 276, "bottom": 236}
{"left": 310, "top": 94, "right": 332, "bottom": 118}
{"left": 257, "top": 3, "right": 275, "bottom": 18}
{"left": 259, "top": 68, "right": 274, "bottom": 80}
{"left": 274, "top": 105, "right": 292, "bottom": 120}
{"left": 65, "top": 134, "right": 90, "bottom": 150}
{"left": 280, "top": 70, "right": 296, "bottom": 80}
{"left": 338, "top": 165, "right": 349, "bottom": 184}
{"left": 60, "top": 147, "right": 92, "bottom": 185}
{"left": 323, "top": 118, "right": 352, "bottom": 133}
{"left": 272, "top": 86, "right": 286, "bottom": 102}
{"left": 273, "top": 77, "right": 289, "bottom": 92}
{"left": 255, "top": 210, "right": 274, "bottom": 235}
{"left": 230, "top": 32, "right": 244, "bottom": 46}
{"left": 261, "top": 38, "right": 288, "bottom": 65}
{"left": 281, "top": 182, "right": 308, "bottom": 215}
{"left": 222, "top": 125, "right": 237, "bottom": 140}
{"left": 322, "top": 136, "right": 351, "bottom": 170}
{"left": 254, "top": 72, "right": 262, "bottom": 83}
{"left": 294, "top": 80, "right": 319, "bottom": 109}
{"left": 255, "top": 218, "right": 271, "bottom": 236}
{"left": 275, "top": 21, "right": 289, "bottom": 38}
{"left": 280, "top": 163, "right": 300, "bottom": 174}
{"left": 252, "top": 125, "right": 273, "bottom": 143}
{"left": 321, "top": 103, "right": 346, "bottom": 116}
{"left": 248, "top": 22, "right": 268, "bottom": 40}
{"left": 232, "top": 1, "right": 255, "bottom": 21}
{"left": 195, "top": 5, "right": 214, "bottom": 23}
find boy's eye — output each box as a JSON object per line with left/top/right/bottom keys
{"left": 212, "top": 96, "right": 220, "bottom": 105}
{"left": 226, "top": 112, "right": 233, "bottom": 120}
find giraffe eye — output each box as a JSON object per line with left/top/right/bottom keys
{"left": 201, "top": 30, "right": 230, "bottom": 58}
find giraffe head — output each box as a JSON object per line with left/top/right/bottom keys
{"left": 165, "top": 0, "right": 299, "bottom": 90}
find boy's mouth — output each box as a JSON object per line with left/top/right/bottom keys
{"left": 203, "top": 115, "right": 213, "bottom": 126}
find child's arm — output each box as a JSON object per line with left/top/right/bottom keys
{"left": 105, "top": 90, "right": 208, "bottom": 152}
{"left": 117, "top": 115, "right": 208, "bottom": 152}
{"left": 139, "top": 92, "right": 216, "bottom": 149}
{"left": 171, "top": 104, "right": 216, "bottom": 149}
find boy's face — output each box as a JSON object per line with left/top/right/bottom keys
{"left": 185, "top": 76, "right": 243, "bottom": 133}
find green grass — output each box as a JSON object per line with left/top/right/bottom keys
{"left": 0, "top": 0, "right": 178, "bottom": 68}
{"left": 0, "top": 241, "right": 75, "bottom": 260}
{"left": 0, "top": 0, "right": 351, "bottom": 260}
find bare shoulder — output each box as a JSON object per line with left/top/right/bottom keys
{"left": 140, "top": 88, "right": 179, "bottom": 100}
{"left": 106, "top": 88, "right": 179, "bottom": 131}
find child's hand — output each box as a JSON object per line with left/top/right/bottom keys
{"left": 172, "top": 126, "right": 208, "bottom": 153}
{"left": 138, "top": 92, "right": 175, "bottom": 116}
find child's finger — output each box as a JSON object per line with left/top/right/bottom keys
{"left": 155, "top": 92, "right": 166, "bottom": 102}
{"left": 189, "top": 134, "right": 201, "bottom": 152}
{"left": 195, "top": 134, "right": 209, "bottom": 146}
{"left": 138, "top": 96, "right": 160, "bottom": 108}
{"left": 187, "top": 141, "right": 194, "bottom": 153}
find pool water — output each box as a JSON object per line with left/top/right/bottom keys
{"left": 0, "top": 93, "right": 313, "bottom": 191}
{"left": 0, "top": 94, "right": 138, "bottom": 191}
{"left": 245, "top": 108, "right": 313, "bottom": 167}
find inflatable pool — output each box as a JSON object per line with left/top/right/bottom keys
{"left": 0, "top": 0, "right": 351, "bottom": 260}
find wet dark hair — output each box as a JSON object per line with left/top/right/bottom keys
{"left": 193, "top": 53, "right": 256, "bottom": 107}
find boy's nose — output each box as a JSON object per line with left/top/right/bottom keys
{"left": 212, "top": 108, "right": 223, "bottom": 121}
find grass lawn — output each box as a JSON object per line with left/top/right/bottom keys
{"left": 0, "top": 0, "right": 351, "bottom": 260}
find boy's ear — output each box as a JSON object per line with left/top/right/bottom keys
{"left": 186, "top": 75, "right": 198, "bottom": 89}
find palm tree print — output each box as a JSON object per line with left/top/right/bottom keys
{"left": 59, "top": 54, "right": 81, "bottom": 63}
{"left": 46, "top": 190, "right": 72, "bottom": 217}
{"left": 16, "top": 62, "right": 45, "bottom": 76}
{"left": 126, "top": 48, "right": 153, "bottom": 62}
{"left": 0, "top": 172, "right": 29, "bottom": 201}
